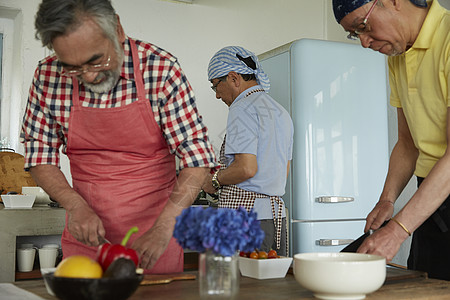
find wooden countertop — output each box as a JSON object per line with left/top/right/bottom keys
{"left": 13, "top": 267, "right": 450, "bottom": 300}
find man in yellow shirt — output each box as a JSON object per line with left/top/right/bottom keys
{"left": 333, "top": 0, "right": 450, "bottom": 280}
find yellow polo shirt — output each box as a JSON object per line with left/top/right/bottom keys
{"left": 389, "top": 0, "right": 450, "bottom": 178}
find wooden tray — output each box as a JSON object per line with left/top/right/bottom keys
{"left": 140, "top": 273, "right": 196, "bottom": 285}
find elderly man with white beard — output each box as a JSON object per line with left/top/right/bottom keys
{"left": 20, "top": 0, "right": 216, "bottom": 274}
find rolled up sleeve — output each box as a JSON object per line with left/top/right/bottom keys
{"left": 20, "top": 68, "right": 63, "bottom": 170}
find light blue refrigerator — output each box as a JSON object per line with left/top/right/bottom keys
{"left": 259, "top": 39, "right": 389, "bottom": 255}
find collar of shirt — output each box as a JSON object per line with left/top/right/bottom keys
{"left": 411, "top": 0, "right": 445, "bottom": 50}
{"left": 230, "top": 85, "right": 264, "bottom": 108}
{"left": 120, "top": 37, "right": 135, "bottom": 81}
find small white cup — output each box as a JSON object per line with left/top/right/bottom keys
{"left": 17, "top": 248, "right": 36, "bottom": 272}
{"left": 42, "top": 243, "right": 59, "bottom": 249}
{"left": 39, "top": 248, "right": 58, "bottom": 269}
{"left": 18, "top": 243, "right": 34, "bottom": 249}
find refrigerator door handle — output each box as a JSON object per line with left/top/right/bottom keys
{"left": 315, "top": 239, "right": 355, "bottom": 246}
{"left": 315, "top": 196, "right": 354, "bottom": 203}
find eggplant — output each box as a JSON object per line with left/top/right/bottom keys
{"left": 103, "top": 258, "right": 136, "bottom": 279}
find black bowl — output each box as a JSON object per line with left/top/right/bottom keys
{"left": 43, "top": 272, "right": 143, "bottom": 300}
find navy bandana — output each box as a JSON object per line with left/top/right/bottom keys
{"left": 332, "top": 0, "right": 428, "bottom": 24}
{"left": 332, "top": 0, "right": 371, "bottom": 23}
{"left": 410, "top": 0, "right": 428, "bottom": 7}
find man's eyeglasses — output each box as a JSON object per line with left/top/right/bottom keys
{"left": 60, "top": 56, "right": 111, "bottom": 76}
{"left": 347, "top": 0, "right": 379, "bottom": 41}
{"left": 211, "top": 77, "right": 227, "bottom": 92}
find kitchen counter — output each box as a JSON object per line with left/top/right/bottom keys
{"left": 0, "top": 205, "right": 65, "bottom": 283}
{"left": 13, "top": 267, "right": 450, "bottom": 299}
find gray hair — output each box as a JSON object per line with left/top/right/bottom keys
{"left": 35, "top": 0, "right": 117, "bottom": 50}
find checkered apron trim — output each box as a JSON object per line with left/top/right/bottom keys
{"left": 217, "top": 135, "right": 284, "bottom": 250}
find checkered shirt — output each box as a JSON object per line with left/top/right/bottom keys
{"left": 20, "top": 37, "right": 216, "bottom": 170}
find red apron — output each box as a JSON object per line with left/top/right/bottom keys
{"left": 63, "top": 39, "right": 183, "bottom": 274}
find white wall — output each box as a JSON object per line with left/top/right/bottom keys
{"left": 112, "top": 0, "right": 328, "bottom": 155}
{"left": 0, "top": 0, "right": 327, "bottom": 185}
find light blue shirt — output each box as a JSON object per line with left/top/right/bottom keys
{"left": 224, "top": 86, "right": 293, "bottom": 219}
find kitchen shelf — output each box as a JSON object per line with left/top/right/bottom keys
{"left": 15, "top": 269, "right": 42, "bottom": 281}
{"left": 0, "top": 206, "right": 65, "bottom": 283}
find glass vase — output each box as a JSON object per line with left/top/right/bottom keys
{"left": 199, "top": 250, "right": 239, "bottom": 299}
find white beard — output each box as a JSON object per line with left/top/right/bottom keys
{"left": 79, "top": 40, "right": 124, "bottom": 94}
{"left": 80, "top": 69, "right": 120, "bottom": 94}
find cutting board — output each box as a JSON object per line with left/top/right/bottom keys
{"left": 286, "top": 264, "right": 426, "bottom": 281}
{"left": 0, "top": 152, "right": 37, "bottom": 195}
{"left": 386, "top": 264, "right": 427, "bottom": 281}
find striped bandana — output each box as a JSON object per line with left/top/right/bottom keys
{"left": 207, "top": 46, "right": 270, "bottom": 92}
{"left": 333, "top": 0, "right": 428, "bottom": 23}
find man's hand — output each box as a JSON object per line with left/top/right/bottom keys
{"left": 131, "top": 215, "right": 175, "bottom": 270}
{"left": 202, "top": 172, "right": 217, "bottom": 194}
{"left": 30, "top": 164, "right": 106, "bottom": 246}
{"left": 364, "top": 200, "right": 395, "bottom": 232}
{"left": 66, "top": 200, "right": 106, "bottom": 246}
{"left": 358, "top": 220, "right": 409, "bottom": 262}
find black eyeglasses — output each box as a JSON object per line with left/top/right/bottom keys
{"left": 211, "top": 76, "right": 227, "bottom": 93}
{"left": 347, "top": 0, "right": 379, "bottom": 41}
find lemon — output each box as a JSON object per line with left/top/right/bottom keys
{"left": 54, "top": 255, "right": 103, "bottom": 278}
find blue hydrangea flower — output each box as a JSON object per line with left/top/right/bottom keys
{"left": 173, "top": 206, "right": 265, "bottom": 257}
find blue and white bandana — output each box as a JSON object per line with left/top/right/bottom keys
{"left": 207, "top": 46, "right": 270, "bottom": 92}
{"left": 332, "top": 0, "right": 428, "bottom": 23}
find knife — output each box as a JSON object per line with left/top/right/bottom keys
{"left": 99, "top": 236, "right": 112, "bottom": 245}
{"left": 340, "top": 220, "right": 389, "bottom": 253}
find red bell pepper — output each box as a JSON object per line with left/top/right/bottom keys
{"left": 97, "top": 226, "right": 139, "bottom": 271}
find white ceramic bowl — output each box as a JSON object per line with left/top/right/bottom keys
{"left": 294, "top": 252, "right": 386, "bottom": 300}
{"left": 239, "top": 256, "right": 292, "bottom": 279}
{"left": 1, "top": 194, "right": 36, "bottom": 209}
{"left": 22, "top": 187, "right": 51, "bottom": 205}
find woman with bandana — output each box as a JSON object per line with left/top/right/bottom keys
{"left": 202, "top": 46, "right": 294, "bottom": 256}
{"left": 333, "top": 0, "right": 450, "bottom": 280}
